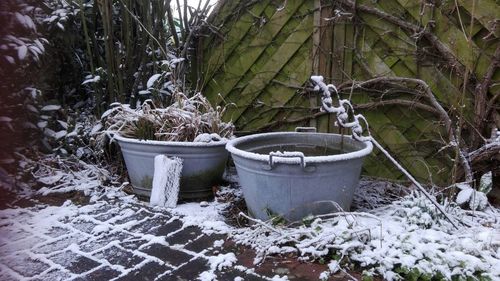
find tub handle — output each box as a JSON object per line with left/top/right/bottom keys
{"left": 265, "top": 151, "right": 306, "bottom": 170}
{"left": 295, "top": 127, "right": 317, "bottom": 133}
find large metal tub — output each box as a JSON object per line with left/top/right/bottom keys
{"left": 114, "top": 134, "right": 228, "bottom": 199}
{"left": 226, "top": 132, "right": 372, "bottom": 221}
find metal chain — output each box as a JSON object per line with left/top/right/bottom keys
{"left": 310, "top": 76, "right": 459, "bottom": 229}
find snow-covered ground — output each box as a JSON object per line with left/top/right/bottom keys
{"left": 3, "top": 155, "right": 499, "bottom": 280}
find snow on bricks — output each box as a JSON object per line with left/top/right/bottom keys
{"left": 0, "top": 198, "right": 287, "bottom": 281}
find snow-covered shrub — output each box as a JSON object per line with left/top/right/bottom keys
{"left": 392, "top": 192, "right": 446, "bottom": 228}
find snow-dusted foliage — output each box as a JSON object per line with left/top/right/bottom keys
{"left": 230, "top": 191, "right": 499, "bottom": 280}
{"left": 0, "top": 0, "right": 48, "bottom": 66}
{"left": 42, "top": 0, "right": 80, "bottom": 31}
{"left": 21, "top": 152, "right": 128, "bottom": 202}
{"left": 98, "top": 93, "right": 234, "bottom": 142}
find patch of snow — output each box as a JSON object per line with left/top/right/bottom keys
{"left": 456, "top": 186, "right": 473, "bottom": 204}
{"left": 172, "top": 201, "right": 232, "bottom": 235}
{"left": 82, "top": 75, "right": 100, "bottom": 85}
{"left": 469, "top": 191, "right": 488, "bottom": 211}
{"left": 213, "top": 240, "right": 224, "bottom": 248}
{"left": 198, "top": 270, "right": 216, "bottom": 281}
{"left": 91, "top": 224, "right": 110, "bottom": 235}
{"left": 90, "top": 123, "right": 102, "bottom": 135}
{"left": 194, "top": 133, "right": 222, "bottom": 143}
{"left": 41, "top": 104, "right": 61, "bottom": 111}
{"left": 319, "top": 271, "right": 329, "bottom": 280}
{"left": 455, "top": 184, "right": 488, "bottom": 211}
{"left": 270, "top": 275, "right": 288, "bottom": 281}
{"left": 57, "top": 120, "right": 68, "bottom": 129}
{"left": 207, "top": 253, "right": 237, "bottom": 271}
{"left": 328, "top": 260, "right": 340, "bottom": 273}
{"left": 5, "top": 55, "right": 15, "bottom": 64}
{"left": 54, "top": 130, "right": 67, "bottom": 140}
{"left": 17, "top": 44, "right": 27, "bottom": 60}
{"left": 146, "top": 74, "right": 162, "bottom": 88}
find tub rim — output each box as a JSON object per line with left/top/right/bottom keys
{"left": 112, "top": 133, "right": 229, "bottom": 147}
{"left": 226, "top": 132, "right": 373, "bottom": 164}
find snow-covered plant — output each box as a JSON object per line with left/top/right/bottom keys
{"left": 478, "top": 171, "right": 492, "bottom": 194}
{"left": 42, "top": 0, "right": 80, "bottom": 31}
{"left": 455, "top": 183, "right": 488, "bottom": 211}
{"left": 98, "top": 93, "right": 234, "bottom": 142}
{"left": 392, "top": 192, "right": 446, "bottom": 228}
{"left": 230, "top": 191, "right": 499, "bottom": 281}
{"left": 18, "top": 151, "right": 127, "bottom": 202}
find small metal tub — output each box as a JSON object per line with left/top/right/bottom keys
{"left": 226, "top": 132, "right": 372, "bottom": 221}
{"left": 115, "top": 134, "right": 228, "bottom": 199}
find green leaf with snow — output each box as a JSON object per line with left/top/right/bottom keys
{"left": 479, "top": 172, "right": 492, "bottom": 194}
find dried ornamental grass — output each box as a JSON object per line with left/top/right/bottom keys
{"left": 100, "top": 93, "right": 234, "bottom": 142}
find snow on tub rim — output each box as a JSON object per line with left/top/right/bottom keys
{"left": 113, "top": 133, "right": 229, "bottom": 200}
{"left": 226, "top": 131, "right": 373, "bottom": 222}
{"left": 112, "top": 133, "right": 229, "bottom": 147}
{"left": 226, "top": 131, "right": 372, "bottom": 164}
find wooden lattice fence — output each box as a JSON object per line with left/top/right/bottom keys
{"left": 197, "top": 0, "right": 500, "bottom": 185}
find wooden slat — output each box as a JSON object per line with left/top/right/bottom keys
{"left": 363, "top": 110, "right": 431, "bottom": 181}
{"left": 458, "top": 0, "right": 500, "bottom": 36}
{"left": 204, "top": 0, "right": 305, "bottom": 105}
{"left": 224, "top": 15, "right": 313, "bottom": 122}
{"left": 394, "top": 0, "right": 487, "bottom": 77}
{"left": 362, "top": 23, "right": 470, "bottom": 108}
{"left": 343, "top": 21, "right": 355, "bottom": 81}
{"left": 332, "top": 23, "right": 346, "bottom": 84}
{"left": 311, "top": 0, "right": 322, "bottom": 128}
{"left": 237, "top": 41, "right": 312, "bottom": 130}
{"left": 201, "top": 1, "right": 271, "bottom": 92}
{"left": 233, "top": 3, "right": 309, "bottom": 96}
{"left": 317, "top": 3, "right": 335, "bottom": 132}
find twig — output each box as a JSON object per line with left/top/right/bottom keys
{"left": 335, "top": 0, "right": 467, "bottom": 80}
{"left": 238, "top": 212, "right": 284, "bottom": 235}
{"left": 343, "top": 77, "right": 474, "bottom": 183}
{"left": 475, "top": 44, "right": 500, "bottom": 146}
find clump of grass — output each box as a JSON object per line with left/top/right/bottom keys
{"left": 101, "top": 93, "right": 234, "bottom": 142}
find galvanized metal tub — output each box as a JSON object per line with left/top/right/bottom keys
{"left": 114, "top": 134, "right": 228, "bottom": 199}
{"left": 226, "top": 132, "right": 373, "bottom": 221}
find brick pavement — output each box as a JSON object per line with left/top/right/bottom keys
{"left": 0, "top": 184, "right": 367, "bottom": 281}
